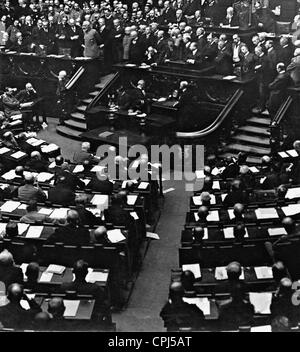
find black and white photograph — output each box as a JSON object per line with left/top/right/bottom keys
{"left": 0, "top": 0, "right": 300, "bottom": 338}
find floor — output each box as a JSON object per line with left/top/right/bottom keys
{"left": 37, "top": 117, "right": 191, "bottom": 332}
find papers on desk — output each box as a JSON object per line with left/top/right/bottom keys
{"left": 9, "top": 119, "right": 22, "bottom": 126}
{"left": 223, "top": 227, "right": 248, "bottom": 239}
{"left": 39, "top": 271, "right": 53, "bottom": 283}
{"left": 86, "top": 208, "right": 101, "bottom": 217}
{"left": 195, "top": 170, "right": 205, "bottom": 179}
{"left": 18, "top": 223, "right": 29, "bottom": 235}
{"left": 11, "top": 114, "right": 22, "bottom": 120}
{"left": 63, "top": 300, "right": 80, "bottom": 317}
{"left": 249, "top": 292, "right": 272, "bottom": 314}
{"left": 10, "top": 151, "right": 26, "bottom": 159}
{"left": 182, "top": 264, "right": 201, "bottom": 279}
{"left": 182, "top": 297, "right": 210, "bottom": 315}
{"left": 107, "top": 229, "right": 126, "bottom": 243}
{"left": 138, "top": 182, "right": 149, "bottom": 190}
{"left": 80, "top": 179, "right": 90, "bottom": 186}
{"left": 36, "top": 172, "right": 54, "bottom": 182}
{"left": 215, "top": 266, "right": 245, "bottom": 280}
{"left": 207, "top": 210, "right": 219, "bottom": 222}
{"left": 281, "top": 204, "right": 300, "bottom": 217}
{"left": 73, "top": 165, "right": 84, "bottom": 173}
{"left": 38, "top": 208, "right": 53, "bottom": 216}
{"left": 223, "top": 75, "right": 237, "bottom": 80}
{"left": 193, "top": 194, "right": 216, "bottom": 205}
{"left": 1, "top": 170, "right": 16, "bottom": 180}
{"left": 0, "top": 147, "right": 10, "bottom": 155}
{"left": 285, "top": 187, "right": 300, "bottom": 199}
{"left": 20, "top": 102, "right": 33, "bottom": 108}
{"left": 98, "top": 131, "right": 114, "bottom": 138}
{"left": 125, "top": 63, "right": 136, "bottom": 67}
{"left": 91, "top": 195, "right": 109, "bottom": 211}
{"left": 212, "top": 181, "right": 220, "bottom": 190}
{"left": 268, "top": 227, "right": 287, "bottom": 237}
{"left": 254, "top": 266, "right": 273, "bottom": 279}
{"left": 41, "top": 144, "right": 59, "bottom": 153}
{"left": 286, "top": 149, "right": 298, "bottom": 157}
{"left": 46, "top": 264, "right": 66, "bottom": 275}
{"left": 26, "top": 138, "right": 45, "bottom": 147}
{"left": 249, "top": 166, "right": 260, "bottom": 173}
{"left": 259, "top": 177, "right": 266, "bottom": 184}
{"left": 157, "top": 97, "right": 167, "bottom": 102}
{"left": 18, "top": 203, "right": 27, "bottom": 210}
{"left": 278, "top": 151, "right": 289, "bottom": 158}
{"left": 127, "top": 195, "right": 138, "bottom": 205}
{"left": 146, "top": 232, "right": 160, "bottom": 240}
{"left": 25, "top": 226, "right": 43, "bottom": 238}
{"left": 163, "top": 188, "right": 175, "bottom": 194}
{"left": 0, "top": 223, "right": 7, "bottom": 236}
{"left": 0, "top": 200, "right": 21, "bottom": 212}
{"left": 90, "top": 165, "right": 106, "bottom": 172}
{"left": 221, "top": 194, "right": 227, "bottom": 202}
{"left": 20, "top": 300, "right": 30, "bottom": 310}
{"left": 49, "top": 208, "right": 69, "bottom": 219}
{"left": 20, "top": 263, "right": 28, "bottom": 277}
{"left": 86, "top": 269, "right": 108, "bottom": 283}
{"left": 130, "top": 211, "right": 139, "bottom": 220}
{"left": 48, "top": 161, "right": 56, "bottom": 169}
{"left": 251, "top": 325, "right": 272, "bottom": 332}
{"left": 255, "top": 208, "right": 278, "bottom": 220}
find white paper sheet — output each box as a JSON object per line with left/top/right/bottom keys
{"left": 255, "top": 208, "right": 278, "bottom": 219}
{"left": 0, "top": 147, "right": 10, "bottom": 155}
{"left": 25, "top": 226, "right": 43, "bottom": 238}
{"left": 286, "top": 149, "right": 298, "bottom": 157}
{"left": 37, "top": 172, "right": 54, "bottom": 182}
{"left": 106, "top": 229, "right": 126, "bottom": 243}
{"left": 182, "top": 297, "right": 210, "bottom": 315}
{"left": 18, "top": 223, "right": 29, "bottom": 235}
{"left": 73, "top": 165, "right": 84, "bottom": 173}
{"left": 0, "top": 201, "right": 21, "bottom": 212}
{"left": 249, "top": 292, "right": 272, "bottom": 314}
{"left": 285, "top": 187, "right": 300, "bottom": 199}
{"left": 251, "top": 325, "right": 272, "bottom": 332}
{"left": 268, "top": 227, "right": 287, "bottom": 236}
{"left": 1, "top": 170, "right": 16, "bottom": 180}
{"left": 215, "top": 266, "right": 244, "bottom": 280}
{"left": 195, "top": 170, "right": 205, "bottom": 178}
{"left": 130, "top": 211, "right": 139, "bottom": 220}
{"left": 138, "top": 182, "right": 148, "bottom": 189}
{"left": 63, "top": 300, "right": 80, "bottom": 317}
{"left": 49, "top": 208, "right": 69, "bottom": 219}
{"left": 207, "top": 210, "right": 219, "bottom": 222}
{"left": 254, "top": 266, "right": 273, "bottom": 279}
{"left": 182, "top": 263, "right": 201, "bottom": 278}
{"left": 10, "top": 151, "right": 26, "bottom": 159}
{"left": 39, "top": 271, "right": 53, "bottom": 283}
{"left": 86, "top": 269, "right": 108, "bottom": 283}
{"left": 212, "top": 181, "right": 220, "bottom": 190}
{"left": 46, "top": 264, "right": 66, "bottom": 274}
{"left": 127, "top": 195, "right": 138, "bottom": 205}
{"left": 278, "top": 151, "right": 289, "bottom": 158}
{"left": 281, "top": 204, "right": 300, "bottom": 216}
{"left": 38, "top": 208, "right": 53, "bottom": 216}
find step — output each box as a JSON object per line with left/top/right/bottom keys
{"left": 247, "top": 117, "right": 271, "bottom": 126}
{"left": 76, "top": 105, "right": 87, "bottom": 112}
{"left": 219, "top": 153, "right": 262, "bottom": 165}
{"left": 81, "top": 98, "right": 93, "bottom": 104}
{"left": 225, "top": 143, "right": 271, "bottom": 156}
{"left": 56, "top": 125, "right": 83, "bottom": 140}
{"left": 70, "top": 112, "right": 85, "bottom": 122}
{"left": 64, "top": 119, "right": 87, "bottom": 131}
{"left": 238, "top": 125, "right": 270, "bottom": 136}
{"left": 232, "top": 133, "right": 270, "bottom": 146}
{"left": 89, "top": 91, "right": 100, "bottom": 97}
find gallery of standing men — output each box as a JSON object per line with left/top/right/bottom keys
{"left": 0, "top": 0, "right": 300, "bottom": 332}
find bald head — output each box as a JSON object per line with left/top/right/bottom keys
{"left": 67, "top": 210, "right": 80, "bottom": 225}
{"left": 94, "top": 226, "right": 107, "bottom": 242}
{"left": 0, "top": 249, "right": 14, "bottom": 266}
{"left": 282, "top": 217, "right": 295, "bottom": 234}
{"left": 233, "top": 203, "right": 244, "bottom": 218}
{"left": 197, "top": 206, "right": 209, "bottom": 221}
{"left": 7, "top": 283, "right": 23, "bottom": 303}
{"left": 31, "top": 151, "right": 41, "bottom": 160}
{"left": 15, "top": 165, "right": 24, "bottom": 177}
{"left": 226, "top": 261, "right": 242, "bottom": 281}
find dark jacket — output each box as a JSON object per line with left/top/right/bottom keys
{"left": 47, "top": 223, "right": 90, "bottom": 245}
{"left": 48, "top": 184, "right": 75, "bottom": 206}
{"left": 0, "top": 265, "right": 23, "bottom": 288}
{"left": 88, "top": 177, "right": 113, "bottom": 194}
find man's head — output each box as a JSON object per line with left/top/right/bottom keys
{"left": 197, "top": 206, "right": 209, "bottom": 221}
{"left": 66, "top": 210, "right": 80, "bottom": 226}
{"left": 231, "top": 179, "right": 242, "bottom": 192}
{"left": 82, "top": 20, "right": 90, "bottom": 32}
{"left": 193, "top": 226, "right": 205, "bottom": 243}
{"left": 181, "top": 270, "right": 195, "bottom": 291}
{"left": 94, "top": 226, "right": 107, "bottom": 243}
{"left": 25, "top": 83, "right": 34, "bottom": 92}
{"left": 265, "top": 40, "right": 273, "bottom": 50}
{"left": 276, "top": 62, "right": 285, "bottom": 74}
{"left": 272, "top": 261, "right": 287, "bottom": 283}
{"left": 282, "top": 217, "right": 295, "bottom": 234}
{"left": 234, "top": 223, "right": 246, "bottom": 242}
{"left": 26, "top": 262, "right": 40, "bottom": 282}
{"left": 254, "top": 45, "right": 263, "bottom": 57}
{"left": 0, "top": 249, "right": 14, "bottom": 267}
{"left": 277, "top": 184, "right": 287, "bottom": 199}
{"left": 233, "top": 34, "right": 240, "bottom": 44}
{"left": 5, "top": 222, "right": 18, "bottom": 238}
{"left": 169, "top": 281, "right": 184, "bottom": 303}
{"left": 271, "top": 315, "right": 290, "bottom": 332}
{"left": 7, "top": 283, "right": 23, "bottom": 303}
{"left": 24, "top": 173, "right": 35, "bottom": 185}
{"left": 240, "top": 44, "right": 249, "bottom": 55}
{"left": 73, "top": 259, "right": 89, "bottom": 280}
{"left": 280, "top": 36, "right": 289, "bottom": 48}
{"left": 226, "top": 261, "right": 242, "bottom": 281}
{"left": 58, "top": 70, "right": 67, "bottom": 80}
{"left": 81, "top": 141, "right": 91, "bottom": 152}
{"left": 278, "top": 277, "right": 293, "bottom": 295}
{"left": 48, "top": 297, "right": 66, "bottom": 318}
{"left": 55, "top": 155, "right": 64, "bottom": 166}
{"left": 233, "top": 203, "right": 244, "bottom": 218}
{"left": 261, "top": 155, "right": 271, "bottom": 166}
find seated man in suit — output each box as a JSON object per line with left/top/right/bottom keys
{"left": 18, "top": 173, "right": 47, "bottom": 203}
{"left": 75, "top": 194, "right": 102, "bottom": 226}
{"left": 49, "top": 155, "right": 65, "bottom": 174}
{"left": 20, "top": 200, "right": 54, "bottom": 223}
{"left": 160, "top": 281, "right": 204, "bottom": 331}
{"left": 0, "top": 283, "right": 41, "bottom": 330}
{"left": 4, "top": 222, "right": 19, "bottom": 239}
{"left": 221, "top": 156, "right": 239, "bottom": 179}
{"left": 233, "top": 223, "right": 247, "bottom": 243}
{"left": 90, "top": 226, "right": 111, "bottom": 245}
{"left": 223, "top": 179, "right": 249, "bottom": 207}
{"left": 0, "top": 249, "right": 23, "bottom": 288}
{"left": 218, "top": 281, "right": 254, "bottom": 329}
{"left": 104, "top": 191, "right": 134, "bottom": 227}
{"left": 26, "top": 151, "right": 49, "bottom": 172}
{"left": 88, "top": 171, "right": 113, "bottom": 194}
{"left": 60, "top": 260, "right": 107, "bottom": 308}
{"left": 24, "top": 262, "right": 40, "bottom": 291}
{"left": 15, "top": 82, "right": 39, "bottom": 129}
{"left": 240, "top": 44, "right": 256, "bottom": 80}
{"left": 48, "top": 175, "right": 76, "bottom": 206}
{"left": 73, "top": 141, "right": 100, "bottom": 164}
{"left": 54, "top": 163, "right": 85, "bottom": 191}
{"left": 214, "top": 39, "right": 233, "bottom": 76}
{"left": 181, "top": 270, "right": 196, "bottom": 293}
{"left": 47, "top": 210, "right": 90, "bottom": 245}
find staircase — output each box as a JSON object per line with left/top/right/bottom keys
{"left": 56, "top": 73, "right": 115, "bottom": 140}
{"left": 220, "top": 112, "right": 272, "bottom": 165}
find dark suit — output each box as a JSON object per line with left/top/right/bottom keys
{"left": 214, "top": 48, "right": 233, "bottom": 76}
{"left": 67, "top": 25, "right": 83, "bottom": 57}
{"left": 255, "top": 54, "right": 273, "bottom": 110}
{"left": 240, "top": 52, "right": 256, "bottom": 79}
{"left": 0, "top": 265, "right": 23, "bottom": 288}
{"left": 0, "top": 302, "right": 38, "bottom": 330}
{"left": 54, "top": 170, "right": 85, "bottom": 191}
{"left": 267, "top": 71, "right": 291, "bottom": 116}
{"left": 197, "top": 35, "right": 207, "bottom": 53}
{"left": 277, "top": 45, "right": 293, "bottom": 67}
{"left": 16, "top": 89, "right": 38, "bottom": 104}
{"left": 218, "top": 299, "right": 254, "bottom": 329}
{"left": 47, "top": 223, "right": 90, "bottom": 245}
{"left": 267, "top": 48, "right": 278, "bottom": 77}
{"left": 223, "top": 190, "right": 249, "bottom": 207}
{"left": 25, "top": 158, "right": 48, "bottom": 173}
{"left": 159, "top": 7, "right": 176, "bottom": 25}
{"left": 129, "top": 37, "right": 146, "bottom": 64}
{"left": 48, "top": 184, "right": 75, "bottom": 206}
{"left": 104, "top": 205, "right": 134, "bottom": 227}
{"left": 88, "top": 176, "right": 113, "bottom": 194}
{"left": 75, "top": 205, "right": 102, "bottom": 226}
{"left": 200, "top": 41, "right": 218, "bottom": 62}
